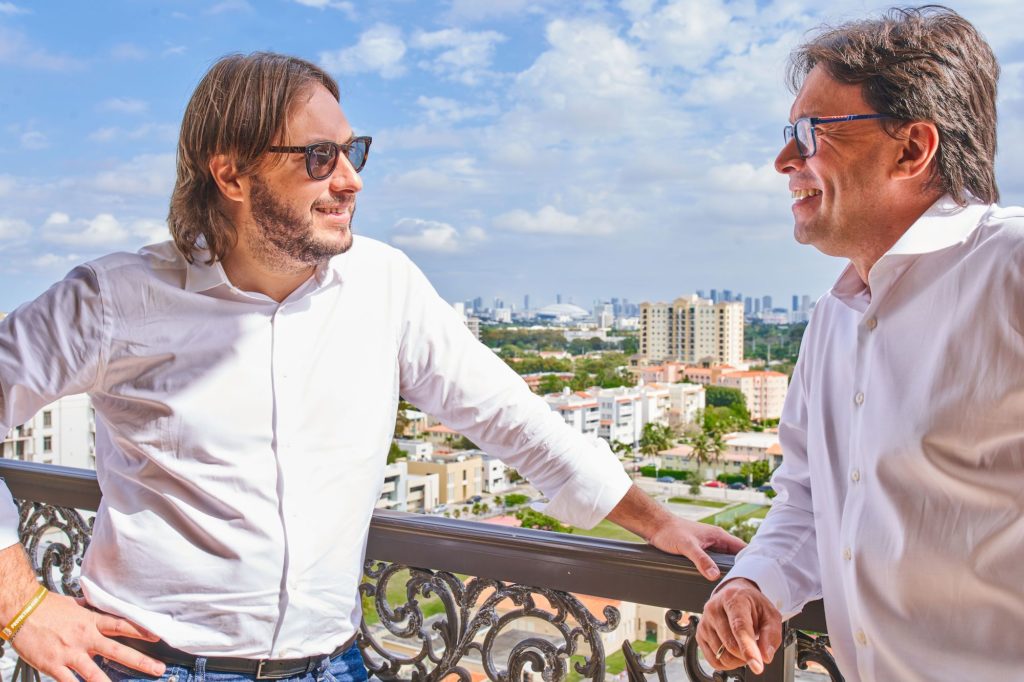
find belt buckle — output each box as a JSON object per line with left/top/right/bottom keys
{"left": 255, "top": 659, "right": 287, "bottom": 680}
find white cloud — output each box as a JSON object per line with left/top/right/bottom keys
{"left": 390, "top": 218, "right": 484, "bottom": 253}
{"left": 416, "top": 96, "right": 499, "bottom": 125}
{"left": 319, "top": 24, "right": 406, "bottom": 79}
{"left": 89, "top": 123, "right": 177, "bottom": 144}
{"left": 291, "top": 0, "right": 354, "bottom": 16}
{"left": 411, "top": 28, "right": 506, "bottom": 85}
{"left": 0, "top": 218, "right": 31, "bottom": 241}
{"left": 0, "top": 2, "right": 28, "bottom": 15}
{"left": 627, "top": 0, "right": 737, "bottom": 71}
{"left": 92, "top": 154, "right": 175, "bottom": 197}
{"left": 110, "top": 43, "right": 147, "bottom": 60}
{"left": 162, "top": 45, "right": 187, "bottom": 56}
{"left": 494, "top": 206, "right": 578, "bottom": 234}
{"left": 0, "top": 175, "right": 15, "bottom": 196}
{"left": 99, "top": 97, "right": 148, "bottom": 114}
{"left": 31, "top": 253, "right": 81, "bottom": 269}
{"left": 0, "top": 26, "right": 82, "bottom": 71}
{"left": 204, "top": 0, "right": 252, "bottom": 14}
{"left": 20, "top": 131, "right": 47, "bottom": 149}
{"left": 444, "top": 0, "right": 554, "bottom": 22}
{"left": 41, "top": 212, "right": 166, "bottom": 247}
{"left": 708, "top": 162, "right": 787, "bottom": 195}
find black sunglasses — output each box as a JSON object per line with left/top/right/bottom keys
{"left": 268, "top": 136, "right": 372, "bottom": 180}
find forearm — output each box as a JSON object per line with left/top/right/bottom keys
{"left": 0, "top": 543, "right": 43, "bottom": 623}
{"left": 605, "top": 484, "right": 673, "bottom": 541}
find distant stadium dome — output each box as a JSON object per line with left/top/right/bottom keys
{"left": 535, "top": 303, "right": 589, "bottom": 320}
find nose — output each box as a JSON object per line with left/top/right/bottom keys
{"left": 775, "top": 137, "right": 803, "bottom": 175}
{"left": 328, "top": 153, "right": 363, "bottom": 194}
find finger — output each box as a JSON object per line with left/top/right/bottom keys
{"left": 708, "top": 527, "right": 747, "bottom": 554}
{"left": 95, "top": 613, "right": 160, "bottom": 641}
{"left": 94, "top": 638, "right": 167, "bottom": 677}
{"left": 680, "top": 537, "right": 722, "bottom": 580}
{"left": 758, "top": 615, "right": 783, "bottom": 663}
{"left": 723, "top": 599, "right": 763, "bottom": 674}
{"left": 49, "top": 667, "right": 80, "bottom": 682}
{"left": 69, "top": 654, "right": 113, "bottom": 682}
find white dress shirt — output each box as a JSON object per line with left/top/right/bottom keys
{"left": 0, "top": 236, "right": 631, "bottom": 658}
{"left": 724, "top": 196, "right": 1024, "bottom": 681}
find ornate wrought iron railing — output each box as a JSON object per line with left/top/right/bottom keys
{"left": 0, "top": 459, "right": 842, "bottom": 682}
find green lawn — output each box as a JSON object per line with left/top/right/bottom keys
{"left": 565, "top": 640, "right": 658, "bottom": 681}
{"left": 362, "top": 568, "right": 450, "bottom": 625}
{"left": 701, "top": 503, "right": 769, "bottom": 526}
{"left": 667, "top": 497, "right": 731, "bottom": 509}
{"left": 571, "top": 519, "right": 644, "bottom": 543}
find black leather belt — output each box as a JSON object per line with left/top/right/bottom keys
{"left": 116, "top": 634, "right": 358, "bottom": 680}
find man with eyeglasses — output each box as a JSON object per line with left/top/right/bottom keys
{"left": 697, "top": 8, "right": 1024, "bottom": 681}
{"left": 0, "top": 53, "right": 745, "bottom": 682}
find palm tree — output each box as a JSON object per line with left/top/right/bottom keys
{"left": 689, "top": 428, "right": 725, "bottom": 483}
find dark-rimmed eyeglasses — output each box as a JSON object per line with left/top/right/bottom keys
{"left": 268, "top": 136, "right": 372, "bottom": 180}
{"left": 784, "top": 115, "right": 891, "bottom": 159}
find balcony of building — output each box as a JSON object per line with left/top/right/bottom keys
{"left": 0, "top": 459, "right": 842, "bottom": 682}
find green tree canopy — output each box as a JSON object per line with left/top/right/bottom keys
{"left": 515, "top": 509, "right": 573, "bottom": 533}
{"left": 639, "top": 422, "right": 674, "bottom": 456}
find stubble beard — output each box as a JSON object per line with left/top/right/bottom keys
{"left": 248, "top": 174, "right": 355, "bottom": 272}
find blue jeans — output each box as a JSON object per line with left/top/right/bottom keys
{"left": 93, "top": 643, "right": 369, "bottom": 682}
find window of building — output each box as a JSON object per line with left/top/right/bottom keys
{"left": 42, "top": 411, "right": 52, "bottom": 428}
{"left": 43, "top": 436, "right": 52, "bottom": 453}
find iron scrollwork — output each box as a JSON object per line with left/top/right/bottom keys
{"left": 357, "top": 559, "right": 621, "bottom": 681}
{"left": 794, "top": 631, "right": 844, "bottom": 682}
{"left": 622, "top": 611, "right": 744, "bottom": 682}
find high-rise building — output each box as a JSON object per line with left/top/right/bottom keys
{"left": 762, "top": 295, "right": 772, "bottom": 311}
{"left": 556, "top": 293, "right": 563, "bottom": 304}
{"left": 710, "top": 289, "right": 719, "bottom": 303}
{"left": 639, "top": 296, "right": 744, "bottom": 365}
{"left": 523, "top": 294, "right": 530, "bottom": 311}
{"left": 744, "top": 297, "right": 753, "bottom": 315}
{"left": 792, "top": 295, "right": 799, "bottom": 311}
{"left": 723, "top": 289, "right": 733, "bottom": 302}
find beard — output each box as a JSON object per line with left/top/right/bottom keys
{"left": 247, "top": 174, "right": 355, "bottom": 269}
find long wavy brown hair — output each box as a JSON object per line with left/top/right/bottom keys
{"left": 168, "top": 52, "right": 340, "bottom": 263}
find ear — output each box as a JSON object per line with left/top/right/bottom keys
{"left": 209, "top": 154, "right": 246, "bottom": 203}
{"left": 892, "top": 121, "right": 940, "bottom": 181}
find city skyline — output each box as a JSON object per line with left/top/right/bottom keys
{"left": 1, "top": 1, "right": 1022, "bottom": 313}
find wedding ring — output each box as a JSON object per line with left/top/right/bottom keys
{"left": 715, "top": 643, "right": 726, "bottom": 659}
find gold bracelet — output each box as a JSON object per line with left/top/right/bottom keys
{"left": 0, "top": 585, "right": 48, "bottom": 642}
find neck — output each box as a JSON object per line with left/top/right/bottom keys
{"left": 850, "top": 188, "right": 944, "bottom": 285}
{"left": 221, "top": 242, "right": 317, "bottom": 303}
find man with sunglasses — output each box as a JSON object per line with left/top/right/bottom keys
{"left": 0, "top": 53, "right": 745, "bottom": 682}
{"left": 697, "top": 8, "right": 1024, "bottom": 681}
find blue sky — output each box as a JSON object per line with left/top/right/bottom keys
{"left": 1, "top": 0, "right": 1022, "bottom": 313}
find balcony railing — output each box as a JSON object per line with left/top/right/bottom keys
{"left": 0, "top": 459, "right": 843, "bottom": 682}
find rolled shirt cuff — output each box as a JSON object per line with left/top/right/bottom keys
{"left": 717, "top": 554, "right": 800, "bottom": 620}
{"left": 532, "top": 444, "right": 632, "bottom": 530}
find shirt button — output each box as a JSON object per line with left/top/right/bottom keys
{"left": 843, "top": 547, "right": 852, "bottom": 561}
{"left": 866, "top": 316, "right": 878, "bottom": 330}
{"left": 854, "top": 392, "right": 865, "bottom": 405}
{"left": 856, "top": 630, "right": 868, "bottom": 646}
{"left": 851, "top": 469, "right": 861, "bottom": 482}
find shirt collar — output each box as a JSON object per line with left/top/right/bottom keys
{"left": 184, "top": 251, "right": 231, "bottom": 293}
{"left": 829, "top": 195, "right": 991, "bottom": 311}
{"left": 184, "top": 249, "right": 347, "bottom": 295}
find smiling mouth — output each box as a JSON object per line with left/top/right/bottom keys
{"left": 791, "top": 188, "right": 822, "bottom": 202}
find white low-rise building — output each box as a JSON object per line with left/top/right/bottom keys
{"left": 667, "top": 383, "right": 706, "bottom": 427}
{"left": 1, "top": 393, "right": 96, "bottom": 469}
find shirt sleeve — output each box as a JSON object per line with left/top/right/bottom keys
{"left": 719, "top": 355, "right": 822, "bottom": 618}
{"left": 395, "top": 256, "right": 630, "bottom": 529}
{"left": 0, "top": 265, "right": 108, "bottom": 549}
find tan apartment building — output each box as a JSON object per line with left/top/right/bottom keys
{"left": 717, "top": 371, "right": 788, "bottom": 421}
{"left": 639, "top": 296, "right": 743, "bottom": 365}
{"left": 407, "top": 452, "right": 484, "bottom": 505}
